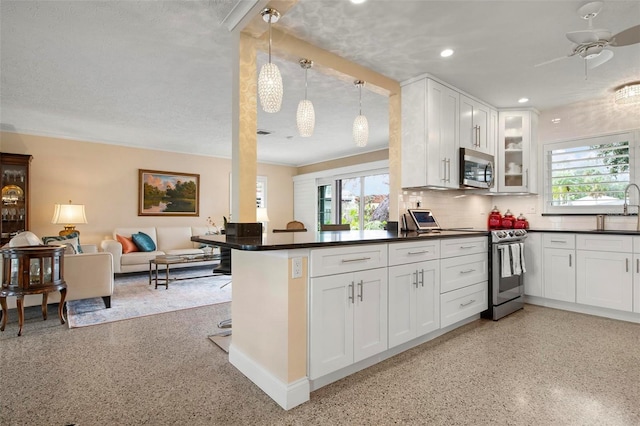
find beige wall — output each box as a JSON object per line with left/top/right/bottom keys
{"left": 1, "top": 131, "right": 296, "bottom": 246}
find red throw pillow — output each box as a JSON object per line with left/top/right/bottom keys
{"left": 116, "top": 234, "right": 139, "bottom": 254}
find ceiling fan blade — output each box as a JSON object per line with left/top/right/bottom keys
{"left": 611, "top": 24, "right": 640, "bottom": 46}
{"left": 566, "top": 30, "right": 598, "bottom": 44}
{"left": 587, "top": 49, "right": 613, "bottom": 69}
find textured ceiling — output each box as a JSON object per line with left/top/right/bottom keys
{"left": 1, "top": 1, "right": 639, "bottom": 166}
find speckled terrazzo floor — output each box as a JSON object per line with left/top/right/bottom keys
{"left": 1, "top": 303, "right": 638, "bottom": 425}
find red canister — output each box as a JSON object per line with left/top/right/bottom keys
{"left": 501, "top": 209, "right": 515, "bottom": 229}
{"left": 514, "top": 213, "right": 529, "bottom": 229}
{"left": 488, "top": 206, "right": 502, "bottom": 230}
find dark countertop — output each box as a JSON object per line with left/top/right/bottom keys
{"left": 191, "top": 229, "right": 489, "bottom": 251}
{"left": 528, "top": 229, "right": 640, "bottom": 236}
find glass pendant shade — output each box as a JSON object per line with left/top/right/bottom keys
{"left": 258, "top": 62, "right": 283, "bottom": 113}
{"left": 297, "top": 99, "right": 315, "bottom": 137}
{"left": 353, "top": 115, "right": 369, "bottom": 147}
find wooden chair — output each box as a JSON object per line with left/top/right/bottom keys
{"left": 320, "top": 224, "right": 351, "bottom": 231}
{"left": 272, "top": 221, "right": 307, "bottom": 233}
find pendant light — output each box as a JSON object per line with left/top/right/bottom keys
{"left": 296, "top": 59, "right": 315, "bottom": 137}
{"left": 258, "top": 8, "right": 283, "bottom": 113}
{"left": 353, "top": 80, "right": 369, "bottom": 147}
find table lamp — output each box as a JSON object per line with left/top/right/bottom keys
{"left": 51, "top": 200, "right": 88, "bottom": 236}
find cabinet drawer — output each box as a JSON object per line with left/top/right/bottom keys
{"left": 310, "top": 244, "right": 388, "bottom": 277}
{"left": 388, "top": 240, "right": 440, "bottom": 266}
{"left": 543, "top": 233, "right": 575, "bottom": 249}
{"left": 440, "top": 253, "right": 488, "bottom": 293}
{"left": 634, "top": 237, "right": 640, "bottom": 254}
{"left": 576, "top": 234, "right": 632, "bottom": 253}
{"left": 440, "top": 237, "right": 488, "bottom": 258}
{"left": 440, "top": 281, "right": 488, "bottom": 328}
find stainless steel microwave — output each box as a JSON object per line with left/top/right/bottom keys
{"left": 459, "top": 148, "right": 494, "bottom": 189}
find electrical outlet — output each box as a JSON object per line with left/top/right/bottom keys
{"left": 292, "top": 257, "right": 302, "bottom": 279}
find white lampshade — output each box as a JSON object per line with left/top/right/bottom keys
{"left": 258, "top": 62, "right": 283, "bottom": 113}
{"left": 615, "top": 83, "right": 640, "bottom": 105}
{"left": 296, "top": 99, "right": 315, "bottom": 137}
{"left": 51, "top": 203, "right": 88, "bottom": 225}
{"left": 353, "top": 114, "right": 369, "bottom": 147}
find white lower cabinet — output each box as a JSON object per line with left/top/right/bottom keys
{"left": 543, "top": 248, "right": 576, "bottom": 302}
{"left": 388, "top": 260, "right": 440, "bottom": 348}
{"left": 634, "top": 255, "right": 640, "bottom": 314}
{"left": 439, "top": 237, "right": 488, "bottom": 328}
{"left": 524, "top": 232, "right": 543, "bottom": 297}
{"left": 441, "top": 282, "right": 488, "bottom": 328}
{"left": 576, "top": 250, "right": 633, "bottom": 312}
{"left": 309, "top": 268, "right": 388, "bottom": 379}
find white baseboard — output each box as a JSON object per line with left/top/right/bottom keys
{"left": 229, "top": 344, "right": 310, "bottom": 410}
{"left": 525, "top": 296, "right": 640, "bottom": 324}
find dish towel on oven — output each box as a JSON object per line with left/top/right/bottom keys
{"left": 500, "top": 243, "right": 526, "bottom": 278}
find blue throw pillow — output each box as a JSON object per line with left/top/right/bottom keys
{"left": 42, "top": 231, "right": 83, "bottom": 253}
{"left": 132, "top": 232, "right": 156, "bottom": 252}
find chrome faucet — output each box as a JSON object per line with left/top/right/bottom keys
{"left": 623, "top": 183, "right": 640, "bottom": 231}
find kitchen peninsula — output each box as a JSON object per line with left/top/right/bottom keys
{"left": 193, "top": 229, "right": 489, "bottom": 410}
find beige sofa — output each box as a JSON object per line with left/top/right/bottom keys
{"left": 1, "top": 244, "right": 114, "bottom": 310}
{"left": 100, "top": 227, "right": 219, "bottom": 274}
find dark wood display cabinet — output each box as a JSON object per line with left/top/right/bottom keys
{"left": 1, "top": 153, "right": 32, "bottom": 246}
{"left": 0, "top": 245, "right": 67, "bottom": 336}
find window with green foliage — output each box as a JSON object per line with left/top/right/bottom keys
{"left": 544, "top": 132, "right": 636, "bottom": 214}
{"left": 317, "top": 172, "right": 389, "bottom": 230}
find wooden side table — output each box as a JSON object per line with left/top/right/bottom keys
{"left": 0, "top": 245, "right": 67, "bottom": 336}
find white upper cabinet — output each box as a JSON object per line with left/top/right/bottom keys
{"left": 401, "top": 77, "right": 459, "bottom": 189}
{"left": 497, "top": 110, "right": 538, "bottom": 193}
{"left": 459, "top": 95, "right": 494, "bottom": 156}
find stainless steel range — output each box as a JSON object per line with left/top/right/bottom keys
{"left": 483, "top": 229, "right": 527, "bottom": 320}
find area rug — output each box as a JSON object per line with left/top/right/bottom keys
{"left": 66, "top": 267, "right": 232, "bottom": 328}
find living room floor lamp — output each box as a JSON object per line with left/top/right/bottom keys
{"left": 51, "top": 200, "right": 88, "bottom": 236}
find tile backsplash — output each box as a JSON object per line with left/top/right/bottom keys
{"left": 398, "top": 190, "right": 639, "bottom": 231}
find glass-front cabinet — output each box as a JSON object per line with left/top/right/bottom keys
{"left": 0, "top": 153, "right": 32, "bottom": 245}
{"left": 497, "top": 110, "right": 538, "bottom": 193}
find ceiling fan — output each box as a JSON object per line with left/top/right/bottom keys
{"left": 535, "top": 1, "right": 640, "bottom": 72}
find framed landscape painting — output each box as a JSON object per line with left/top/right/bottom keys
{"left": 138, "top": 169, "right": 200, "bottom": 216}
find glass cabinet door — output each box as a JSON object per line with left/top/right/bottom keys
{"left": 0, "top": 154, "right": 31, "bottom": 245}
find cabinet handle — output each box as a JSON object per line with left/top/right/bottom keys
{"left": 626, "top": 258, "right": 629, "bottom": 273}
{"left": 569, "top": 254, "right": 572, "bottom": 267}
{"left": 459, "top": 245, "right": 475, "bottom": 249}
{"left": 442, "top": 158, "right": 447, "bottom": 181}
{"left": 446, "top": 158, "right": 451, "bottom": 182}
{"left": 348, "top": 281, "right": 354, "bottom": 304}
{"left": 460, "top": 269, "right": 476, "bottom": 274}
{"left": 460, "top": 299, "right": 476, "bottom": 308}
{"left": 525, "top": 169, "right": 529, "bottom": 189}
{"left": 413, "top": 271, "right": 419, "bottom": 288}
{"left": 341, "top": 257, "right": 371, "bottom": 263}
{"left": 407, "top": 250, "right": 429, "bottom": 255}
{"left": 550, "top": 240, "right": 567, "bottom": 243}
{"left": 419, "top": 269, "right": 424, "bottom": 287}
{"left": 637, "top": 258, "right": 639, "bottom": 274}
{"left": 358, "top": 280, "right": 363, "bottom": 301}
{"left": 475, "top": 125, "right": 481, "bottom": 147}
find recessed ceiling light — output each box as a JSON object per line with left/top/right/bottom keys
{"left": 518, "top": 98, "right": 529, "bottom": 103}
{"left": 350, "top": 0, "right": 367, "bottom": 4}
{"left": 551, "top": 118, "right": 561, "bottom": 124}
{"left": 440, "top": 49, "right": 454, "bottom": 58}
